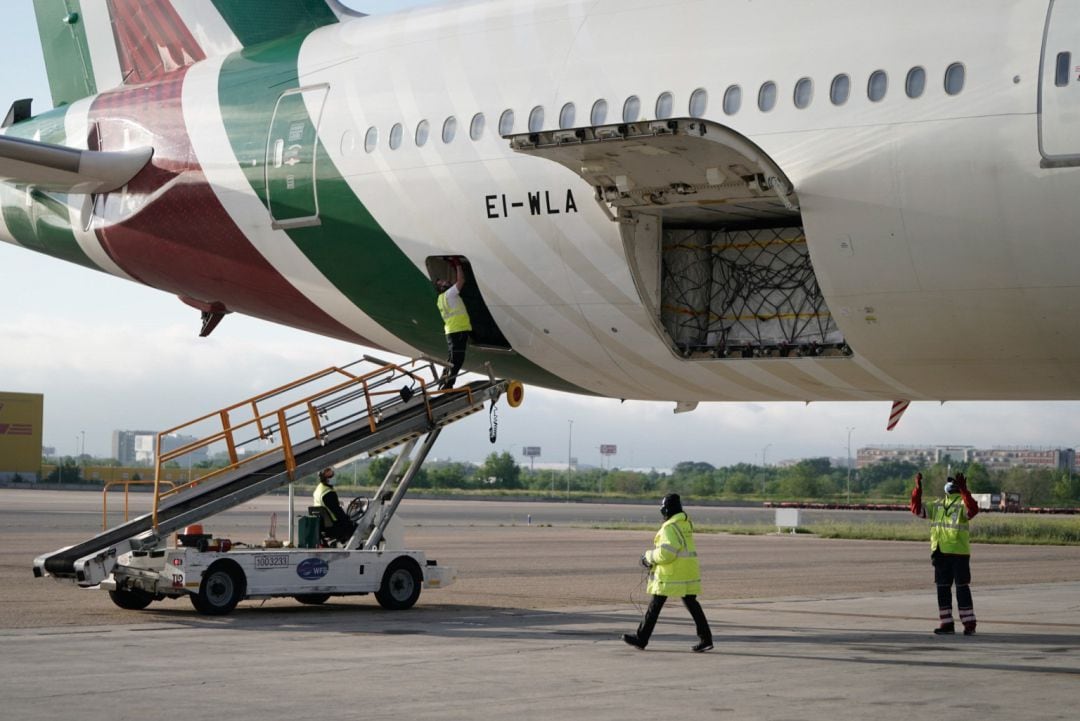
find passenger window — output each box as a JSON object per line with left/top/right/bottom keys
{"left": 868, "top": 70, "right": 888, "bottom": 102}
{"left": 906, "top": 67, "right": 926, "bottom": 98}
{"left": 623, "top": 95, "right": 641, "bottom": 122}
{"left": 655, "top": 92, "right": 674, "bottom": 119}
{"left": 723, "top": 85, "right": 741, "bottom": 115}
{"left": 364, "top": 126, "right": 378, "bottom": 153}
{"left": 442, "top": 116, "right": 457, "bottom": 143}
{"left": 470, "top": 113, "right": 485, "bottom": 140}
{"left": 559, "top": 102, "right": 576, "bottom": 129}
{"left": 830, "top": 74, "right": 850, "bottom": 105}
{"left": 415, "top": 119, "right": 430, "bottom": 147}
{"left": 528, "top": 105, "right": 545, "bottom": 132}
{"left": 945, "top": 63, "right": 966, "bottom": 95}
{"left": 758, "top": 82, "right": 777, "bottom": 112}
{"left": 591, "top": 99, "right": 608, "bottom": 125}
{"left": 1056, "top": 52, "right": 1072, "bottom": 87}
{"left": 689, "top": 88, "right": 708, "bottom": 117}
{"left": 794, "top": 77, "right": 813, "bottom": 109}
{"left": 389, "top": 123, "right": 403, "bottom": 150}
{"left": 498, "top": 109, "right": 514, "bottom": 136}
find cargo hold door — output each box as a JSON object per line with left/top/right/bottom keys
{"left": 509, "top": 119, "right": 849, "bottom": 360}
{"left": 508, "top": 118, "right": 799, "bottom": 227}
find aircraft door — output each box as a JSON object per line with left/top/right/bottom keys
{"left": 265, "top": 84, "right": 328, "bottom": 229}
{"left": 1040, "top": 0, "right": 1080, "bottom": 165}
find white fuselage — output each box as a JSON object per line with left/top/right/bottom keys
{"left": 283, "top": 0, "right": 1080, "bottom": 402}
{"left": 6, "top": 0, "right": 1080, "bottom": 403}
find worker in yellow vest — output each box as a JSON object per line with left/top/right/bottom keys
{"left": 434, "top": 257, "right": 472, "bottom": 390}
{"left": 623, "top": 493, "right": 713, "bottom": 652}
{"left": 313, "top": 467, "right": 355, "bottom": 545}
{"left": 911, "top": 471, "right": 981, "bottom": 635}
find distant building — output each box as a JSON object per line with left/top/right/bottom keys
{"left": 112, "top": 430, "right": 156, "bottom": 465}
{"left": 858, "top": 445, "right": 1075, "bottom": 472}
{"left": 112, "top": 430, "right": 207, "bottom": 466}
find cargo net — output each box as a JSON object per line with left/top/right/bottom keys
{"left": 660, "top": 227, "right": 849, "bottom": 358}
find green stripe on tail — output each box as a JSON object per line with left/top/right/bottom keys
{"left": 33, "top": 0, "right": 96, "bottom": 108}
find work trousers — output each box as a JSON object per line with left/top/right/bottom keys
{"left": 440, "top": 331, "right": 469, "bottom": 389}
{"left": 637, "top": 594, "right": 712, "bottom": 645}
{"left": 932, "top": 552, "right": 975, "bottom": 625}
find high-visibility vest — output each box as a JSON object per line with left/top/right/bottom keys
{"left": 313, "top": 482, "right": 338, "bottom": 522}
{"left": 438, "top": 289, "right": 472, "bottom": 334}
{"left": 929, "top": 494, "right": 971, "bottom": 555}
{"left": 644, "top": 512, "right": 702, "bottom": 597}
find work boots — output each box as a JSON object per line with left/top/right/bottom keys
{"left": 933, "top": 622, "right": 956, "bottom": 635}
{"left": 622, "top": 634, "right": 647, "bottom": 650}
{"left": 963, "top": 621, "right": 977, "bottom": 636}
{"left": 692, "top": 639, "right": 714, "bottom": 653}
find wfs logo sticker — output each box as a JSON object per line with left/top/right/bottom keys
{"left": 296, "top": 558, "right": 330, "bottom": 580}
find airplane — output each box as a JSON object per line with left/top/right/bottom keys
{"left": 2, "top": 0, "right": 1080, "bottom": 426}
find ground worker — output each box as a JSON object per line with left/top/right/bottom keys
{"left": 623, "top": 493, "right": 714, "bottom": 652}
{"left": 911, "top": 471, "right": 980, "bottom": 635}
{"left": 313, "top": 467, "right": 355, "bottom": 544}
{"left": 434, "top": 257, "right": 472, "bottom": 390}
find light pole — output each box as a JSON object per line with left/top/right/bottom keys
{"left": 761, "top": 443, "right": 772, "bottom": 495}
{"left": 567, "top": 420, "right": 573, "bottom": 501}
{"left": 846, "top": 427, "right": 855, "bottom": 504}
{"left": 79, "top": 430, "right": 85, "bottom": 461}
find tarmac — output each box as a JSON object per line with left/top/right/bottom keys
{"left": 2, "top": 491, "right": 1078, "bottom": 720}
{"left": 1, "top": 584, "right": 1077, "bottom": 721}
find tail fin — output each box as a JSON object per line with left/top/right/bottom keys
{"left": 34, "top": 0, "right": 359, "bottom": 108}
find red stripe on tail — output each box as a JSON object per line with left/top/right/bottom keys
{"left": 107, "top": 0, "right": 207, "bottom": 85}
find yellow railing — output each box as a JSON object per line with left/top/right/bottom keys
{"left": 149, "top": 358, "right": 471, "bottom": 530}
{"left": 103, "top": 479, "right": 176, "bottom": 529}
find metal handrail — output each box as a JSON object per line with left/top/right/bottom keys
{"left": 103, "top": 479, "right": 176, "bottom": 530}
{"left": 149, "top": 359, "right": 443, "bottom": 530}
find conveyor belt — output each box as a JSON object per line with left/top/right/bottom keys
{"left": 34, "top": 380, "right": 503, "bottom": 581}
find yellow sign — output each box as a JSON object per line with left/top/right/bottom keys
{"left": 0, "top": 392, "right": 43, "bottom": 481}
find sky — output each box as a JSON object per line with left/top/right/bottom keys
{"left": 2, "top": 1, "right": 1080, "bottom": 469}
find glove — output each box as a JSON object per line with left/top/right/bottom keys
{"left": 955, "top": 472, "right": 968, "bottom": 492}
{"left": 914, "top": 472, "right": 922, "bottom": 489}
{"left": 640, "top": 553, "right": 651, "bottom": 569}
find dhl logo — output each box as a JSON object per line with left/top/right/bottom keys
{"left": 0, "top": 424, "right": 33, "bottom": 436}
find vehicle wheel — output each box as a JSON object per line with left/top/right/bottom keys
{"left": 295, "top": 593, "right": 332, "bottom": 605}
{"left": 375, "top": 557, "right": 422, "bottom": 610}
{"left": 193, "top": 562, "right": 245, "bottom": 616}
{"left": 108, "top": 587, "right": 154, "bottom": 610}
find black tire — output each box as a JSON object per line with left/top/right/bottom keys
{"left": 108, "top": 587, "right": 154, "bottom": 611}
{"left": 193, "top": 562, "right": 245, "bottom": 616}
{"left": 375, "top": 557, "right": 422, "bottom": 610}
{"left": 295, "top": 593, "right": 332, "bottom": 605}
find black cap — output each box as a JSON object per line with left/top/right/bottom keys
{"left": 660, "top": 493, "right": 683, "bottom": 519}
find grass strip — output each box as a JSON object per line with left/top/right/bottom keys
{"left": 591, "top": 516, "right": 1080, "bottom": 546}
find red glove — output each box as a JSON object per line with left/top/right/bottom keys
{"left": 956, "top": 472, "right": 968, "bottom": 492}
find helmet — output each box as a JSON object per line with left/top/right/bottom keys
{"left": 660, "top": 493, "right": 683, "bottom": 519}
{"left": 944, "top": 478, "right": 956, "bottom": 494}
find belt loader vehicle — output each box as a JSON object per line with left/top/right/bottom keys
{"left": 33, "top": 357, "right": 522, "bottom": 615}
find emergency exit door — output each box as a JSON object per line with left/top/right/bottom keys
{"left": 1040, "top": 0, "right": 1080, "bottom": 165}
{"left": 265, "top": 84, "right": 328, "bottom": 229}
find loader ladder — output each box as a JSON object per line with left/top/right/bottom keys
{"left": 34, "top": 356, "right": 518, "bottom": 586}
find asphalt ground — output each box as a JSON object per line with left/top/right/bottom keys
{"left": 1, "top": 490, "right": 1078, "bottom": 720}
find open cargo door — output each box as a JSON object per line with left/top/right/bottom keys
{"left": 509, "top": 118, "right": 850, "bottom": 360}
